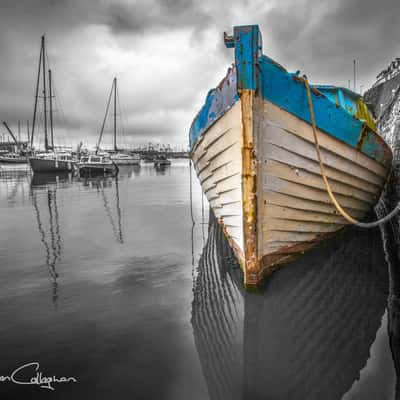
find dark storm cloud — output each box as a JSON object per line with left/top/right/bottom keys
{"left": 106, "top": 0, "right": 212, "bottom": 34}
{"left": 0, "top": 0, "right": 399, "bottom": 147}
{"left": 264, "top": 0, "right": 400, "bottom": 86}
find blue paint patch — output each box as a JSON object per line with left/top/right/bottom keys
{"left": 361, "top": 131, "right": 386, "bottom": 162}
{"left": 189, "top": 67, "right": 238, "bottom": 150}
{"left": 189, "top": 25, "right": 391, "bottom": 167}
{"left": 233, "top": 25, "right": 260, "bottom": 91}
{"left": 316, "top": 85, "right": 360, "bottom": 116}
{"left": 258, "top": 55, "right": 363, "bottom": 149}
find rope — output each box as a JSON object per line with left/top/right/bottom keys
{"left": 303, "top": 75, "right": 400, "bottom": 228}
{"left": 189, "top": 158, "right": 195, "bottom": 225}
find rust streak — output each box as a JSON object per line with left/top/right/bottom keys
{"left": 356, "top": 124, "right": 368, "bottom": 151}
{"left": 258, "top": 229, "right": 345, "bottom": 284}
{"left": 218, "top": 217, "right": 245, "bottom": 269}
{"left": 240, "top": 89, "right": 259, "bottom": 289}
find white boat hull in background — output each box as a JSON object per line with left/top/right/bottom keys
{"left": 110, "top": 153, "right": 141, "bottom": 166}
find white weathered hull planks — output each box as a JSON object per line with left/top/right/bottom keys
{"left": 262, "top": 102, "right": 388, "bottom": 179}
{"left": 255, "top": 100, "right": 390, "bottom": 276}
{"left": 192, "top": 98, "right": 391, "bottom": 287}
{"left": 192, "top": 102, "right": 244, "bottom": 254}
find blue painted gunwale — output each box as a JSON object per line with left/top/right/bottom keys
{"left": 189, "top": 25, "right": 392, "bottom": 168}
{"left": 189, "top": 66, "right": 239, "bottom": 150}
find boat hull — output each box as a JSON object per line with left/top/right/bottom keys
{"left": 110, "top": 154, "right": 141, "bottom": 165}
{"left": 112, "top": 160, "right": 140, "bottom": 166}
{"left": 255, "top": 99, "right": 387, "bottom": 278}
{"left": 190, "top": 25, "right": 393, "bottom": 289}
{"left": 29, "top": 157, "right": 75, "bottom": 172}
{"left": 78, "top": 163, "right": 118, "bottom": 175}
{"left": 191, "top": 96, "right": 391, "bottom": 288}
{"left": 191, "top": 101, "right": 244, "bottom": 258}
{"left": 0, "top": 158, "right": 28, "bottom": 164}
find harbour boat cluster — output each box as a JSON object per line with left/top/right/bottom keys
{"left": 0, "top": 35, "right": 177, "bottom": 176}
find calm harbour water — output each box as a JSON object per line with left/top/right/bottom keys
{"left": 0, "top": 161, "right": 398, "bottom": 399}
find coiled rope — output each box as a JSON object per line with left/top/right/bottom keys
{"left": 303, "top": 75, "right": 400, "bottom": 228}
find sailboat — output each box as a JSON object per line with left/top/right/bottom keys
{"left": 96, "top": 77, "right": 141, "bottom": 166}
{"left": 77, "top": 152, "right": 118, "bottom": 175}
{"left": 28, "top": 36, "right": 75, "bottom": 173}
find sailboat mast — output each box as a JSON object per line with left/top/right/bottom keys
{"left": 42, "top": 36, "right": 48, "bottom": 151}
{"left": 114, "top": 77, "right": 117, "bottom": 151}
{"left": 27, "top": 120, "right": 30, "bottom": 146}
{"left": 49, "top": 69, "right": 54, "bottom": 149}
{"left": 31, "top": 36, "right": 44, "bottom": 148}
{"left": 96, "top": 80, "right": 114, "bottom": 154}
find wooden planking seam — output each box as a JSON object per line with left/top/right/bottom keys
{"left": 261, "top": 143, "right": 381, "bottom": 193}
{"left": 262, "top": 101, "right": 388, "bottom": 177}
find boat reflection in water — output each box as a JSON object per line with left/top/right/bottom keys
{"left": 28, "top": 166, "right": 136, "bottom": 304}
{"left": 30, "top": 173, "right": 72, "bottom": 305}
{"left": 377, "top": 157, "right": 400, "bottom": 400}
{"left": 154, "top": 164, "right": 171, "bottom": 175}
{"left": 0, "top": 165, "right": 30, "bottom": 205}
{"left": 191, "top": 212, "right": 397, "bottom": 400}
{"left": 76, "top": 167, "right": 134, "bottom": 244}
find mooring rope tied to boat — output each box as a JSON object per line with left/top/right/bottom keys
{"left": 303, "top": 75, "right": 400, "bottom": 228}
{"left": 189, "top": 158, "right": 196, "bottom": 225}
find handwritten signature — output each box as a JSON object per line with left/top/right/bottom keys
{"left": 0, "top": 362, "right": 77, "bottom": 391}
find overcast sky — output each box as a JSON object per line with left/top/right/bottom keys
{"left": 0, "top": 0, "right": 399, "bottom": 149}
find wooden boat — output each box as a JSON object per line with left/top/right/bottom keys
{"left": 28, "top": 36, "right": 76, "bottom": 173}
{"left": 77, "top": 153, "right": 118, "bottom": 175}
{"left": 96, "top": 77, "right": 141, "bottom": 166}
{"left": 189, "top": 25, "right": 393, "bottom": 289}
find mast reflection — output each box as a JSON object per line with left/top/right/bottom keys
{"left": 30, "top": 173, "right": 70, "bottom": 305}
{"left": 79, "top": 174, "right": 124, "bottom": 244}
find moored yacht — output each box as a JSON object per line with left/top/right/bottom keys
{"left": 28, "top": 36, "right": 76, "bottom": 173}
{"left": 0, "top": 153, "right": 28, "bottom": 164}
{"left": 153, "top": 154, "right": 171, "bottom": 168}
{"left": 77, "top": 153, "right": 118, "bottom": 175}
{"left": 29, "top": 150, "right": 75, "bottom": 172}
{"left": 110, "top": 151, "right": 141, "bottom": 165}
{"left": 96, "top": 77, "right": 140, "bottom": 166}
